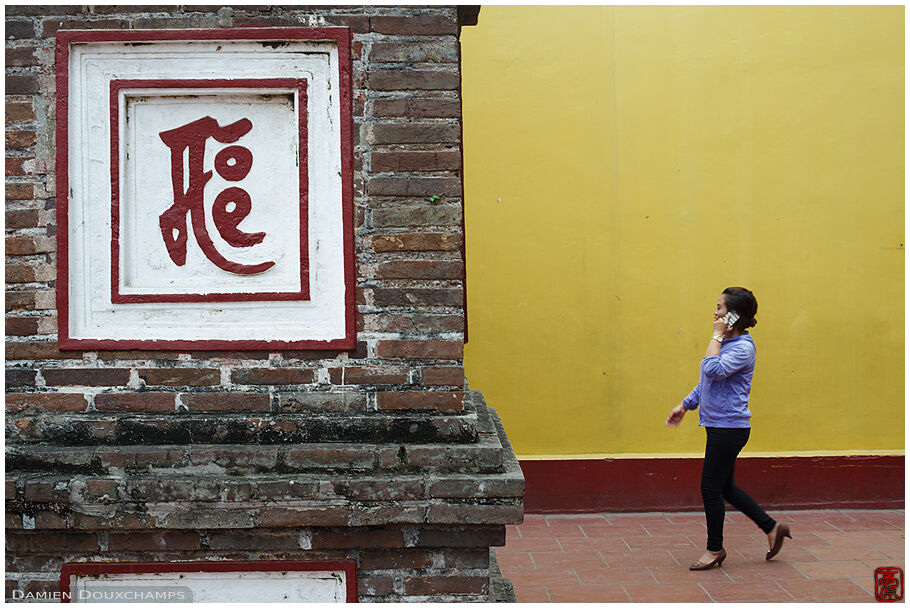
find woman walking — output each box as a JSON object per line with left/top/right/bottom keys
{"left": 666, "top": 287, "right": 791, "bottom": 570}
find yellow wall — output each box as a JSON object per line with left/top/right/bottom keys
{"left": 461, "top": 6, "right": 904, "bottom": 458}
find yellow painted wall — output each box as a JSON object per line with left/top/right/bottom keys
{"left": 461, "top": 6, "right": 904, "bottom": 458}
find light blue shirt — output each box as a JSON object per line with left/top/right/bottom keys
{"left": 682, "top": 333, "right": 755, "bottom": 428}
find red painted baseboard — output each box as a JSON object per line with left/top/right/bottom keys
{"left": 520, "top": 455, "right": 904, "bottom": 513}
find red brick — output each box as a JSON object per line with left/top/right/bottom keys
{"left": 414, "top": 526, "right": 505, "bottom": 548}
{"left": 6, "top": 209, "right": 39, "bottom": 230}
{"left": 403, "top": 575, "right": 488, "bottom": 596}
{"left": 371, "top": 123, "right": 460, "bottom": 144}
{"left": 96, "top": 352, "right": 183, "bottom": 362}
{"left": 5, "top": 184, "right": 34, "bottom": 202}
{"left": 107, "top": 531, "right": 200, "bottom": 551}
{"left": 5, "top": 46, "right": 38, "bottom": 66}
{"left": 6, "top": 130, "right": 37, "bottom": 150}
{"left": 5, "top": 75, "right": 38, "bottom": 95}
{"left": 7, "top": 265, "right": 38, "bottom": 283}
{"left": 370, "top": 42, "right": 459, "bottom": 63}
{"left": 375, "top": 260, "right": 463, "bottom": 280}
{"left": 6, "top": 157, "right": 29, "bottom": 176}
{"left": 373, "top": 98, "right": 460, "bottom": 118}
{"left": 41, "top": 18, "right": 129, "bottom": 37}
{"left": 5, "top": 19, "right": 35, "bottom": 39}
{"left": 6, "top": 532, "right": 98, "bottom": 555}
{"left": 6, "top": 368, "right": 37, "bottom": 388}
{"left": 6, "top": 341, "right": 81, "bottom": 360}
{"left": 206, "top": 530, "right": 301, "bottom": 551}
{"left": 444, "top": 548, "right": 491, "bottom": 569}
{"left": 23, "top": 479, "right": 69, "bottom": 501}
{"left": 421, "top": 366, "right": 465, "bottom": 386}
{"left": 93, "top": 392, "right": 175, "bottom": 413}
{"left": 6, "top": 291, "right": 36, "bottom": 310}
{"left": 181, "top": 392, "right": 270, "bottom": 412}
{"left": 377, "top": 340, "right": 462, "bottom": 360}
{"left": 370, "top": 15, "right": 457, "bottom": 36}
{"left": 6, "top": 317, "right": 38, "bottom": 336}
{"left": 372, "top": 151, "right": 461, "bottom": 173}
{"left": 328, "top": 366, "right": 409, "bottom": 385}
{"left": 327, "top": 15, "right": 370, "bottom": 33}
{"left": 372, "top": 232, "right": 463, "bottom": 252}
{"left": 359, "top": 548, "right": 431, "bottom": 569}
{"left": 372, "top": 204, "right": 462, "bottom": 228}
{"left": 231, "top": 368, "right": 316, "bottom": 385}
{"left": 139, "top": 368, "right": 220, "bottom": 386}
{"left": 258, "top": 506, "right": 349, "bottom": 527}
{"left": 5, "top": 102, "right": 35, "bottom": 122}
{"left": 361, "top": 313, "right": 464, "bottom": 333}
{"left": 42, "top": 368, "right": 131, "bottom": 387}
{"left": 311, "top": 530, "right": 404, "bottom": 550}
{"left": 377, "top": 390, "right": 464, "bottom": 412}
{"left": 25, "top": 580, "right": 61, "bottom": 597}
{"left": 5, "top": 581, "right": 17, "bottom": 599}
{"left": 371, "top": 288, "right": 463, "bottom": 307}
{"left": 368, "top": 70, "right": 459, "bottom": 91}
{"left": 6, "top": 392, "right": 86, "bottom": 413}
{"left": 358, "top": 575, "right": 395, "bottom": 597}
{"left": 6, "top": 236, "right": 54, "bottom": 255}
{"left": 367, "top": 176, "right": 461, "bottom": 198}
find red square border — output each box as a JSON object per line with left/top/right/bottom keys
{"left": 110, "top": 78, "right": 310, "bottom": 304}
{"left": 55, "top": 28, "right": 355, "bottom": 351}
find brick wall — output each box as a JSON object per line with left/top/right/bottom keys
{"left": 6, "top": 5, "right": 523, "bottom": 602}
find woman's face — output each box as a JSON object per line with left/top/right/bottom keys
{"left": 714, "top": 295, "right": 729, "bottom": 320}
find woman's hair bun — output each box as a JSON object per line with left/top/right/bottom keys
{"left": 722, "top": 287, "right": 758, "bottom": 332}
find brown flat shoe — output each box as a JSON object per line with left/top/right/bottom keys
{"left": 689, "top": 548, "right": 726, "bottom": 571}
{"left": 766, "top": 523, "right": 792, "bottom": 560}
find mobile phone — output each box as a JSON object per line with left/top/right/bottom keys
{"left": 724, "top": 311, "right": 740, "bottom": 329}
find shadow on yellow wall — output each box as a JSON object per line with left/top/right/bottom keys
{"left": 461, "top": 6, "right": 904, "bottom": 457}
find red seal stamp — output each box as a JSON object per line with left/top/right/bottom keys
{"left": 875, "top": 567, "right": 903, "bottom": 602}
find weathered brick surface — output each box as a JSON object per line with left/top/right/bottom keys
{"left": 180, "top": 392, "right": 271, "bottom": 412}
{"left": 138, "top": 368, "right": 220, "bottom": 386}
{"left": 373, "top": 98, "right": 461, "bottom": 118}
{"left": 42, "top": 368, "right": 131, "bottom": 387}
{"left": 328, "top": 366, "right": 409, "bottom": 385}
{"left": 377, "top": 340, "right": 464, "bottom": 360}
{"left": 6, "top": 393, "right": 86, "bottom": 413}
{"left": 422, "top": 366, "right": 466, "bottom": 386}
{"left": 377, "top": 390, "right": 464, "bottom": 412}
{"left": 231, "top": 367, "right": 316, "bottom": 385}
{"left": 93, "top": 392, "right": 175, "bottom": 413}
{"left": 372, "top": 151, "right": 461, "bottom": 173}
{"left": 5, "top": 6, "right": 522, "bottom": 602}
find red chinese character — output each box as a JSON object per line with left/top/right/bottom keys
{"left": 159, "top": 116, "right": 274, "bottom": 275}
{"left": 876, "top": 567, "right": 904, "bottom": 602}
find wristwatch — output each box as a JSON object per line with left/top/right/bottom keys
{"left": 711, "top": 334, "right": 724, "bottom": 343}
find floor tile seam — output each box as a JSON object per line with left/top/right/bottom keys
{"left": 845, "top": 575, "right": 876, "bottom": 597}
{"left": 775, "top": 579, "right": 798, "bottom": 600}
{"left": 616, "top": 583, "right": 634, "bottom": 602}
{"left": 695, "top": 581, "right": 717, "bottom": 602}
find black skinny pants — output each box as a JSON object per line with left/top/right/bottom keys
{"left": 701, "top": 427, "right": 776, "bottom": 551}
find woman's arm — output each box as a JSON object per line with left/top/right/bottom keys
{"left": 702, "top": 341, "right": 755, "bottom": 379}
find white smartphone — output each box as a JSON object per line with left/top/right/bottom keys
{"left": 724, "top": 311, "right": 740, "bottom": 329}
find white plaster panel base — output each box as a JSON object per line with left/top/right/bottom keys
{"left": 69, "top": 570, "right": 348, "bottom": 603}
{"left": 60, "top": 33, "right": 351, "bottom": 347}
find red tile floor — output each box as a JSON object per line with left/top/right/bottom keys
{"left": 496, "top": 509, "right": 905, "bottom": 602}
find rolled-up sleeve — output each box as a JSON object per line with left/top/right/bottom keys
{"left": 701, "top": 342, "right": 755, "bottom": 379}
{"left": 682, "top": 383, "right": 701, "bottom": 410}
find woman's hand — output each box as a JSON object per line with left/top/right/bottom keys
{"left": 666, "top": 403, "right": 687, "bottom": 427}
{"left": 713, "top": 315, "right": 730, "bottom": 337}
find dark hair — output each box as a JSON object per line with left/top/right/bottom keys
{"left": 722, "top": 287, "right": 758, "bottom": 331}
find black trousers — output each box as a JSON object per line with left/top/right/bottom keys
{"left": 701, "top": 427, "right": 776, "bottom": 551}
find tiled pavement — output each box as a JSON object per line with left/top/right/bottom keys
{"left": 496, "top": 509, "right": 905, "bottom": 602}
